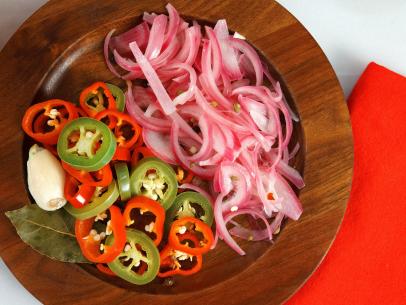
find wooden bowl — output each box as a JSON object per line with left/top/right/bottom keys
{"left": 0, "top": 0, "right": 353, "bottom": 304}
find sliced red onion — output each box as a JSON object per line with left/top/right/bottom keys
{"left": 130, "top": 41, "right": 179, "bottom": 116}
{"left": 110, "top": 21, "right": 150, "bottom": 56}
{"left": 200, "top": 40, "right": 233, "bottom": 109}
{"left": 239, "top": 95, "right": 269, "bottom": 131}
{"left": 144, "top": 103, "right": 159, "bottom": 117}
{"left": 161, "top": 63, "right": 197, "bottom": 106}
{"left": 115, "top": 37, "right": 181, "bottom": 78}
{"left": 213, "top": 19, "right": 242, "bottom": 80}
{"left": 229, "top": 37, "right": 263, "bottom": 86}
{"left": 226, "top": 209, "right": 273, "bottom": 242}
{"left": 195, "top": 88, "right": 248, "bottom": 133}
{"left": 199, "top": 123, "right": 227, "bottom": 166}
{"left": 143, "top": 12, "right": 157, "bottom": 24}
{"left": 143, "top": 128, "right": 178, "bottom": 165}
{"left": 171, "top": 122, "right": 216, "bottom": 179}
{"left": 151, "top": 35, "right": 181, "bottom": 66}
{"left": 263, "top": 65, "right": 299, "bottom": 122}
{"left": 174, "top": 24, "right": 201, "bottom": 65}
{"left": 125, "top": 83, "right": 171, "bottom": 132}
{"left": 186, "top": 23, "right": 202, "bottom": 65}
{"left": 144, "top": 14, "right": 167, "bottom": 59}
{"left": 221, "top": 71, "right": 232, "bottom": 96}
{"left": 270, "top": 212, "right": 285, "bottom": 232}
{"left": 113, "top": 49, "right": 139, "bottom": 71}
{"left": 218, "top": 162, "right": 249, "bottom": 212}
{"left": 175, "top": 29, "right": 191, "bottom": 63}
{"left": 275, "top": 159, "right": 304, "bottom": 189}
{"left": 214, "top": 194, "right": 245, "bottom": 255}
{"left": 169, "top": 111, "right": 203, "bottom": 144}
{"left": 231, "top": 78, "right": 250, "bottom": 90}
{"left": 289, "top": 143, "right": 300, "bottom": 160}
{"left": 211, "top": 123, "right": 227, "bottom": 154}
{"left": 273, "top": 172, "right": 303, "bottom": 220}
{"left": 199, "top": 153, "right": 223, "bottom": 167}
{"left": 177, "top": 105, "right": 212, "bottom": 162}
{"left": 259, "top": 169, "right": 303, "bottom": 220}
{"left": 282, "top": 147, "right": 289, "bottom": 163}
{"left": 103, "top": 5, "right": 303, "bottom": 255}
{"left": 205, "top": 27, "right": 222, "bottom": 81}
{"left": 103, "top": 29, "right": 123, "bottom": 78}
{"left": 190, "top": 115, "right": 212, "bottom": 162}
{"left": 163, "top": 3, "right": 181, "bottom": 49}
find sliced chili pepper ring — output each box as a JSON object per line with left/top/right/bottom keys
{"left": 133, "top": 131, "right": 144, "bottom": 148}
{"left": 123, "top": 196, "right": 165, "bottom": 245}
{"left": 114, "top": 162, "right": 131, "bottom": 201}
{"left": 166, "top": 191, "right": 214, "bottom": 230}
{"left": 158, "top": 232, "right": 203, "bottom": 278}
{"left": 131, "top": 146, "right": 155, "bottom": 167}
{"left": 130, "top": 157, "right": 178, "bottom": 210}
{"left": 106, "top": 83, "right": 125, "bottom": 112}
{"left": 57, "top": 117, "right": 116, "bottom": 171}
{"left": 96, "top": 263, "right": 117, "bottom": 277}
{"left": 65, "top": 180, "right": 119, "bottom": 220}
{"left": 75, "top": 206, "right": 126, "bottom": 263}
{"left": 22, "top": 99, "right": 78, "bottom": 145}
{"left": 106, "top": 229, "right": 160, "bottom": 285}
{"left": 64, "top": 174, "right": 96, "bottom": 208}
{"left": 62, "top": 162, "right": 113, "bottom": 187}
{"left": 95, "top": 109, "right": 141, "bottom": 149}
{"left": 168, "top": 217, "right": 214, "bottom": 255}
{"left": 113, "top": 147, "right": 131, "bottom": 162}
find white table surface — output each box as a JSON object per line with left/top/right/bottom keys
{"left": 1, "top": 1, "right": 406, "bottom": 304}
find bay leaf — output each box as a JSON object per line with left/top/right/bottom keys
{"left": 5, "top": 204, "right": 90, "bottom": 263}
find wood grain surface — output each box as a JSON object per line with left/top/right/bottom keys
{"left": 0, "top": 1, "right": 353, "bottom": 304}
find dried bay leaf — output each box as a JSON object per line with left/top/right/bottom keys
{"left": 5, "top": 204, "right": 90, "bottom": 263}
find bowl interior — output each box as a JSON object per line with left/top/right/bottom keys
{"left": 25, "top": 13, "right": 305, "bottom": 294}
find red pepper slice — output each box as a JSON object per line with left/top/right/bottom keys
{"left": 96, "top": 263, "right": 117, "bottom": 277}
{"left": 22, "top": 99, "right": 78, "bottom": 145}
{"left": 158, "top": 232, "right": 203, "bottom": 277}
{"left": 62, "top": 162, "right": 112, "bottom": 187}
{"left": 123, "top": 196, "right": 165, "bottom": 246}
{"left": 75, "top": 106, "right": 88, "bottom": 117}
{"left": 134, "top": 131, "right": 144, "bottom": 148}
{"left": 130, "top": 146, "right": 155, "bottom": 167}
{"left": 112, "top": 147, "right": 131, "bottom": 162}
{"left": 168, "top": 217, "right": 214, "bottom": 255}
{"left": 75, "top": 206, "right": 126, "bottom": 263}
{"left": 64, "top": 174, "right": 95, "bottom": 208}
{"left": 79, "top": 82, "right": 116, "bottom": 117}
{"left": 95, "top": 109, "right": 141, "bottom": 149}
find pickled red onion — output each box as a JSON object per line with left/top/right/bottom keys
{"left": 104, "top": 3, "right": 304, "bottom": 255}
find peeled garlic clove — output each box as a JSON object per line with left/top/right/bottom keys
{"left": 27, "top": 144, "right": 67, "bottom": 211}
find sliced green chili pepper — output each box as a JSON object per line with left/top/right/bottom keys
{"left": 106, "top": 83, "right": 125, "bottom": 112}
{"left": 114, "top": 162, "right": 131, "bottom": 201}
{"left": 65, "top": 180, "right": 119, "bottom": 220}
{"left": 130, "top": 157, "right": 177, "bottom": 210}
{"left": 166, "top": 191, "right": 213, "bottom": 230}
{"left": 107, "top": 229, "right": 160, "bottom": 285}
{"left": 57, "top": 117, "right": 116, "bottom": 171}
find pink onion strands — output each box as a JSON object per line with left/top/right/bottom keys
{"left": 104, "top": 3, "right": 304, "bottom": 256}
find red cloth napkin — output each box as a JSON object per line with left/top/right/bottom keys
{"left": 286, "top": 62, "right": 406, "bottom": 305}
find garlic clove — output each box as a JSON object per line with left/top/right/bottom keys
{"left": 27, "top": 144, "right": 67, "bottom": 211}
